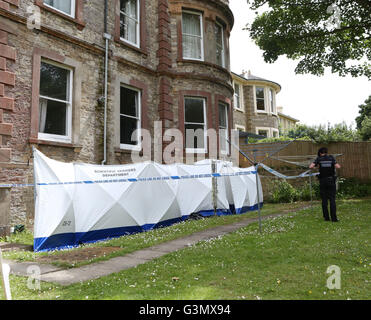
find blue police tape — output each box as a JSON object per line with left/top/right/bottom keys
{"left": 0, "top": 164, "right": 318, "bottom": 189}
{"left": 0, "top": 170, "right": 258, "bottom": 188}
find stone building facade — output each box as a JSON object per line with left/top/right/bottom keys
{"left": 232, "top": 71, "right": 282, "bottom": 138}
{"left": 0, "top": 0, "right": 235, "bottom": 232}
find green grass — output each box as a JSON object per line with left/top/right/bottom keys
{"left": 1, "top": 198, "right": 370, "bottom": 300}
{"left": 1, "top": 202, "right": 308, "bottom": 268}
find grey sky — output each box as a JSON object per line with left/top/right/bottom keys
{"left": 229, "top": 0, "right": 370, "bottom": 127}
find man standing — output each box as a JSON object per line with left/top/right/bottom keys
{"left": 309, "top": 147, "right": 341, "bottom": 222}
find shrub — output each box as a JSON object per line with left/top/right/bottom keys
{"left": 337, "top": 177, "right": 371, "bottom": 199}
{"left": 270, "top": 179, "right": 300, "bottom": 203}
{"left": 267, "top": 177, "right": 371, "bottom": 203}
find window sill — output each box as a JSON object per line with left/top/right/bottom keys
{"left": 114, "top": 39, "right": 148, "bottom": 56}
{"left": 234, "top": 107, "right": 245, "bottom": 113}
{"left": 29, "top": 138, "right": 82, "bottom": 152}
{"left": 35, "top": 2, "right": 85, "bottom": 30}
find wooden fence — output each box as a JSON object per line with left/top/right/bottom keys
{"left": 239, "top": 140, "right": 371, "bottom": 182}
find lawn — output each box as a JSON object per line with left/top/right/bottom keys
{"left": 1, "top": 202, "right": 308, "bottom": 268}
{"left": 1, "top": 199, "right": 370, "bottom": 300}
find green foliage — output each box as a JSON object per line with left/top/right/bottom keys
{"left": 270, "top": 180, "right": 300, "bottom": 203}
{"left": 355, "top": 95, "right": 371, "bottom": 131}
{"left": 254, "top": 122, "right": 360, "bottom": 144}
{"left": 356, "top": 95, "right": 371, "bottom": 140}
{"left": 337, "top": 177, "right": 371, "bottom": 199}
{"left": 245, "top": 0, "right": 371, "bottom": 79}
{"left": 268, "top": 177, "right": 371, "bottom": 203}
{"left": 359, "top": 116, "right": 371, "bottom": 141}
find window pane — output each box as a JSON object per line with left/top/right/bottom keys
{"left": 270, "top": 89, "right": 274, "bottom": 112}
{"left": 219, "top": 104, "right": 227, "bottom": 128}
{"left": 219, "top": 128, "right": 228, "bottom": 151}
{"left": 216, "top": 47, "right": 223, "bottom": 66}
{"left": 182, "top": 13, "right": 201, "bottom": 36}
{"left": 120, "top": 13, "right": 138, "bottom": 44}
{"left": 256, "top": 87, "right": 264, "bottom": 99}
{"left": 183, "top": 35, "right": 202, "bottom": 60}
{"left": 120, "top": 116, "right": 138, "bottom": 145}
{"left": 120, "top": 87, "right": 138, "bottom": 117}
{"left": 185, "top": 98, "right": 204, "bottom": 123}
{"left": 120, "top": 0, "right": 137, "bottom": 19}
{"left": 258, "top": 130, "right": 268, "bottom": 137}
{"left": 40, "top": 62, "right": 69, "bottom": 101}
{"left": 44, "top": 0, "right": 72, "bottom": 15}
{"left": 234, "top": 84, "right": 240, "bottom": 109}
{"left": 257, "top": 99, "right": 265, "bottom": 111}
{"left": 185, "top": 124, "right": 205, "bottom": 149}
{"left": 215, "top": 24, "right": 223, "bottom": 46}
{"left": 39, "top": 99, "right": 67, "bottom": 136}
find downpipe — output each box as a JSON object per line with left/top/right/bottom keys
{"left": 102, "top": 0, "right": 109, "bottom": 165}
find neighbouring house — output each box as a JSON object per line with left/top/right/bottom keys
{"left": 231, "top": 70, "right": 281, "bottom": 139}
{"left": 0, "top": 0, "right": 235, "bottom": 233}
{"left": 277, "top": 106, "right": 299, "bottom": 134}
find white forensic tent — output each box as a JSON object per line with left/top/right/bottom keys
{"left": 33, "top": 149, "right": 263, "bottom": 251}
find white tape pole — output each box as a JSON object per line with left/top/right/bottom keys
{"left": 0, "top": 248, "right": 12, "bottom": 300}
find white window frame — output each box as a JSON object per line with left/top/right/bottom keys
{"left": 255, "top": 85, "right": 266, "bottom": 113}
{"left": 256, "top": 126, "right": 270, "bottom": 138}
{"left": 233, "top": 82, "right": 244, "bottom": 112}
{"left": 218, "top": 102, "right": 229, "bottom": 155}
{"left": 120, "top": 85, "right": 142, "bottom": 151}
{"left": 269, "top": 88, "right": 276, "bottom": 114}
{"left": 120, "top": 0, "right": 140, "bottom": 48}
{"left": 43, "top": 0, "right": 76, "bottom": 18}
{"left": 271, "top": 128, "right": 279, "bottom": 138}
{"left": 235, "top": 124, "right": 246, "bottom": 132}
{"left": 184, "top": 97, "right": 207, "bottom": 154}
{"left": 215, "top": 21, "right": 225, "bottom": 68}
{"left": 38, "top": 59, "right": 73, "bottom": 143}
{"left": 182, "top": 10, "right": 204, "bottom": 61}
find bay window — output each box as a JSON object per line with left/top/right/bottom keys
{"left": 38, "top": 61, "right": 73, "bottom": 142}
{"left": 182, "top": 11, "right": 204, "bottom": 61}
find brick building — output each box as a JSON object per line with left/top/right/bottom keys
{"left": 232, "top": 71, "right": 282, "bottom": 138}
{"left": 0, "top": 0, "right": 235, "bottom": 231}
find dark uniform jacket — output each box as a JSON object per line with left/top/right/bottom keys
{"left": 314, "top": 155, "right": 337, "bottom": 179}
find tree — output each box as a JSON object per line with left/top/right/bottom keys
{"left": 246, "top": 0, "right": 371, "bottom": 79}
{"left": 355, "top": 95, "right": 371, "bottom": 140}
{"left": 359, "top": 117, "right": 371, "bottom": 140}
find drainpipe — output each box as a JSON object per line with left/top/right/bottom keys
{"left": 102, "top": 0, "right": 109, "bottom": 165}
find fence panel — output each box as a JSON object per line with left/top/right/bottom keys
{"left": 239, "top": 140, "right": 371, "bottom": 182}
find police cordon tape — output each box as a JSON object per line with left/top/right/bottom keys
{"left": 0, "top": 163, "right": 319, "bottom": 189}
{"left": 0, "top": 170, "right": 258, "bottom": 188}
{"left": 258, "top": 163, "right": 319, "bottom": 179}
